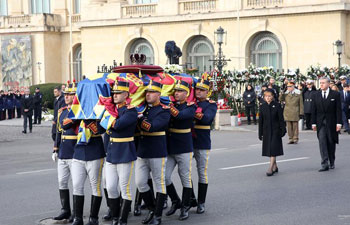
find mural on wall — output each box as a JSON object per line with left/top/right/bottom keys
{"left": 1, "top": 35, "right": 32, "bottom": 91}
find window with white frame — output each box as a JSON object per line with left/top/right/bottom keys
{"left": 135, "top": 0, "right": 158, "bottom": 4}
{"left": 74, "top": 0, "right": 80, "bottom": 14}
{"left": 250, "top": 32, "right": 282, "bottom": 71}
{"left": 130, "top": 38, "right": 154, "bottom": 65}
{"left": 74, "top": 45, "right": 82, "bottom": 82}
{"left": 31, "top": 0, "right": 51, "bottom": 14}
{"left": 187, "top": 36, "right": 214, "bottom": 74}
{"left": 0, "top": 0, "right": 7, "bottom": 16}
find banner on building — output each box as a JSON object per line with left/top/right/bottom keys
{"left": 1, "top": 35, "right": 32, "bottom": 91}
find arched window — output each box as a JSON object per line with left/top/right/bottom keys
{"left": 250, "top": 32, "right": 282, "bottom": 70}
{"left": 187, "top": 36, "right": 214, "bottom": 74}
{"left": 73, "top": 45, "right": 82, "bottom": 81}
{"left": 31, "top": 0, "right": 50, "bottom": 14}
{"left": 130, "top": 38, "right": 154, "bottom": 65}
{"left": 0, "top": 0, "right": 7, "bottom": 16}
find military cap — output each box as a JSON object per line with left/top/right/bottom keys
{"left": 111, "top": 80, "right": 130, "bottom": 93}
{"left": 146, "top": 80, "right": 163, "bottom": 93}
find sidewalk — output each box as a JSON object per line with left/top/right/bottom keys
{"left": 0, "top": 118, "right": 51, "bottom": 127}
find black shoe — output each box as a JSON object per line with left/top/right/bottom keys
{"left": 134, "top": 189, "right": 142, "bottom": 216}
{"left": 318, "top": 167, "right": 329, "bottom": 172}
{"left": 72, "top": 195, "right": 84, "bottom": 225}
{"left": 86, "top": 195, "right": 102, "bottom": 225}
{"left": 142, "top": 210, "right": 154, "bottom": 224}
{"left": 288, "top": 141, "right": 294, "bottom": 144}
{"left": 266, "top": 171, "right": 274, "bottom": 176}
{"left": 53, "top": 189, "right": 71, "bottom": 220}
{"left": 29, "top": 129, "right": 32, "bottom": 133}
{"left": 148, "top": 193, "right": 166, "bottom": 225}
{"left": 330, "top": 164, "right": 335, "bottom": 169}
{"left": 273, "top": 167, "right": 279, "bottom": 173}
{"left": 33, "top": 122, "right": 37, "bottom": 124}
{"left": 179, "top": 187, "right": 192, "bottom": 221}
{"left": 165, "top": 200, "right": 181, "bottom": 216}
{"left": 118, "top": 199, "right": 132, "bottom": 225}
{"left": 196, "top": 183, "right": 208, "bottom": 214}
{"left": 22, "top": 130, "right": 26, "bottom": 134}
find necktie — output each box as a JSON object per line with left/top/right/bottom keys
{"left": 323, "top": 92, "right": 326, "bottom": 99}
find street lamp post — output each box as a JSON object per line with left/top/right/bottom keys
{"left": 210, "top": 26, "right": 231, "bottom": 75}
{"left": 334, "top": 40, "right": 344, "bottom": 69}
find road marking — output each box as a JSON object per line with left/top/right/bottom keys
{"left": 16, "top": 168, "right": 56, "bottom": 175}
{"left": 248, "top": 144, "right": 260, "bottom": 147}
{"left": 211, "top": 148, "right": 228, "bottom": 151}
{"left": 218, "top": 157, "right": 310, "bottom": 170}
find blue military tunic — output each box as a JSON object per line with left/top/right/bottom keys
{"left": 55, "top": 107, "right": 77, "bottom": 159}
{"left": 137, "top": 103, "right": 171, "bottom": 158}
{"left": 106, "top": 104, "right": 138, "bottom": 164}
{"left": 73, "top": 120, "right": 106, "bottom": 161}
{"left": 167, "top": 102, "right": 196, "bottom": 155}
{"left": 193, "top": 100, "right": 217, "bottom": 150}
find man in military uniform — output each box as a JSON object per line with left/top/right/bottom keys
{"left": 192, "top": 78, "right": 217, "bottom": 214}
{"left": 6, "top": 90, "right": 15, "bottom": 119}
{"left": 165, "top": 80, "right": 196, "bottom": 221}
{"left": 52, "top": 86, "right": 66, "bottom": 141}
{"left": 135, "top": 81, "right": 170, "bottom": 225}
{"left": 104, "top": 80, "right": 138, "bottom": 225}
{"left": 71, "top": 105, "right": 106, "bottom": 224}
{"left": 0, "top": 90, "right": 5, "bottom": 120}
{"left": 52, "top": 81, "right": 77, "bottom": 222}
{"left": 33, "top": 87, "right": 43, "bottom": 124}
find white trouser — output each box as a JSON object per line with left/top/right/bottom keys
{"left": 57, "top": 159, "right": 72, "bottom": 190}
{"left": 165, "top": 152, "right": 193, "bottom": 188}
{"left": 71, "top": 158, "right": 104, "bottom": 196}
{"left": 194, "top": 149, "right": 210, "bottom": 184}
{"left": 105, "top": 161, "right": 135, "bottom": 200}
{"left": 135, "top": 157, "right": 167, "bottom": 194}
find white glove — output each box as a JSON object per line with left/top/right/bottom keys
{"left": 52, "top": 152, "right": 58, "bottom": 162}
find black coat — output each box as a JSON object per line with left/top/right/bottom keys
{"left": 243, "top": 89, "right": 256, "bottom": 107}
{"left": 33, "top": 92, "right": 43, "bottom": 106}
{"left": 21, "top": 95, "right": 34, "bottom": 116}
{"left": 303, "top": 88, "right": 316, "bottom": 114}
{"left": 52, "top": 95, "right": 66, "bottom": 135}
{"left": 259, "top": 101, "right": 286, "bottom": 157}
{"left": 311, "top": 89, "right": 342, "bottom": 144}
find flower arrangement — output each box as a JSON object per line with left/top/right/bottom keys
{"left": 160, "top": 64, "right": 183, "bottom": 74}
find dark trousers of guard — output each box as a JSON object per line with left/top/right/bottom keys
{"left": 318, "top": 120, "right": 335, "bottom": 169}
{"left": 34, "top": 105, "right": 42, "bottom": 124}
{"left": 0, "top": 110, "right": 5, "bottom": 120}
{"left": 23, "top": 114, "right": 33, "bottom": 133}
{"left": 7, "top": 108, "right": 13, "bottom": 119}
{"left": 245, "top": 106, "right": 256, "bottom": 124}
{"left": 16, "top": 107, "right": 21, "bottom": 118}
{"left": 304, "top": 113, "right": 312, "bottom": 130}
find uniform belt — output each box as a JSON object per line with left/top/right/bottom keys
{"left": 194, "top": 125, "right": 211, "bottom": 130}
{"left": 110, "top": 137, "right": 134, "bottom": 142}
{"left": 140, "top": 131, "right": 166, "bottom": 136}
{"left": 62, "top": 135, "right": 78, "bottom": 140}
{"left": 169, "top": 128, "right": 191, "bottom": 133}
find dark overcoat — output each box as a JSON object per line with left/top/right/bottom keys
{"left": 258, "top": 101, "right": 286, "bottom": 157}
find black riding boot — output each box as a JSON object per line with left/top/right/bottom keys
{"left": 141, "top": 179, "right": 154, "bottom": 210}
{"left": 86, "top": 195, "right": 102, "bottom": 225}
{"left": 179, "top": 188, "right": 192, "bottom": 221}
{"left": 53, "top": 189, "right": 71, "bottom": 220}
{"left": 197, "top": 183, "right": 208, "bottom": 214}
{"left": 141, "top": 190, "right": 155, "bottom": 224}
{"left": 103, "top": 189, "right": 112, "bottom": 221}
{"left": 165, "top": 183, "right": 181, "bottom": 216}
{"left": 148, "top": 193, "right": 166, "bottom": 225}
{"left": 190, "top": 180, "right": 198, "bottom": 207}
{"left": 109, "top": 197, "right": 121, "bottom": 225}
{"left": 118, "top": 199, "right": 132, "bottom": 225}
{"left": 72, "top": 195, "right": 84, "bottom": 225}
{"left": 134, "top": 188, "right": 142, "bottom": 216}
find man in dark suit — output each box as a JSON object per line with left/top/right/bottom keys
{"left": 311, "top": 77, "right": 342, "bottom": 171}
{"left": 340, "top": 84, "right": 350, "bottom": 134}
{"left": 52, "top": 86, "right": 66, "bottom": 141}
{"left": 21, "top": 89, "right": 34, "bottom": 134}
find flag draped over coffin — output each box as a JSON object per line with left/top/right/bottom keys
{"left": 68, "top": 72, "right": 198, "bottom": 145}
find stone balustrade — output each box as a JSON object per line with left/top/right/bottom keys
{"left": 122, "top": 3, "right": 157, "bottom": 18}
{"left": 244, "top": 0, "right": 284, "bottom": 8}
{"left": 179, "top": 0, "right": 217, "bottom": 14}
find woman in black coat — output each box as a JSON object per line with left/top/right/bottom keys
{"left": 243, "top": 84, "right": 257, "bottom": 125}
{"left": 258, "top": 89, "right": 286, "bottom": 176}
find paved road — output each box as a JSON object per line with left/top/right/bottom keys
{"left": 1, "top": 119, "right": 350, "bottom": 225}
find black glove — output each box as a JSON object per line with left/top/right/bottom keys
{"left": 259, "top": 136, "right": 262, "bottom": 141}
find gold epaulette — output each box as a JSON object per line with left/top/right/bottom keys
{"left": 58, "top": 106, "right": 68, "bottom": 114}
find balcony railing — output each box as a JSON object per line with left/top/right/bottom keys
{"left": 245, "top": 0, "right": 283, "bottom": 8}
{"left": 122, "top": 4, "right": 157, "bottom": 18}
{"left": 1, "top": 14, "right": 61, "bottom": 29}
{"left": 72, "top": 14, "right": 81, "bottom": 23}
{"left": 179, "top": 0, "right": 217, "bottom": 14}
{"left": 7, "top": 15, "right": 31, "bottom": 26}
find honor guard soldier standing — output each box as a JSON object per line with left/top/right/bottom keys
{"left": 52, "top": 81, "right": 78, "bottom": 222}
{"left": 71, "top": 107, "right": 106, "bottom": 224}
{"left": 135, "top": 80, "right": 170, "bottom": 225}
{"left": 104, "top": 80, "right": 138, "bottom": 225}
{"left": 192, "top": 78, "right": 217, "bottom": 214}
{"left": 33, "top": 87, "right": 43, "bottom": 124}
{"left": 0, "top": 90, "right": 5, "bottom": 120}
{"left": 165, "top": 80, "right": 196, "bottom": 221}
